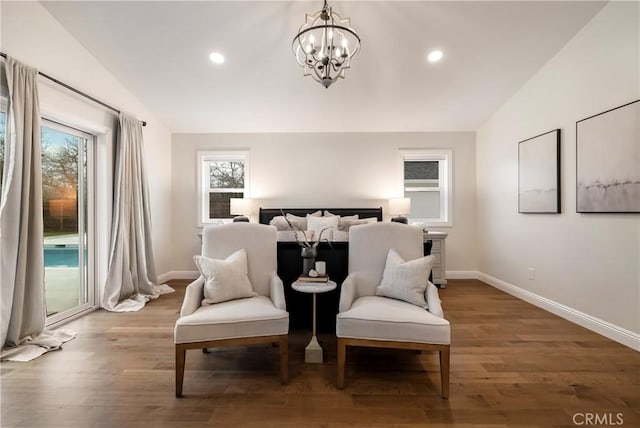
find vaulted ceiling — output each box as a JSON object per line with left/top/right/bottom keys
{"left": 42, "top": 1, "right": 606, "bottom": 133}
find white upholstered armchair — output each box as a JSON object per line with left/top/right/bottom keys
{"left": 336, "top": 222, "right": 450, "bottom": 397}
{"left": 174, "top": 223, "right": 289, "bottom": 397}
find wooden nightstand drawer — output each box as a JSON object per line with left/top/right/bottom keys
{"left": 431, "top": 240, "right": 442, "bottom": 251}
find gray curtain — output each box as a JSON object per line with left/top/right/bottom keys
{"left": 0, "top": 57, "right": 74, "bottom": 361}
{"left": 102, "top": 113, "right": 172, "bottom": 312}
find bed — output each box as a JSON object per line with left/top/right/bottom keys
{"left": 259, "top": 207, "right": 383, "bottom": 332}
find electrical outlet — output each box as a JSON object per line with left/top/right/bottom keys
{"left": 527, "top": 268, "right": 535, "bottom": 280}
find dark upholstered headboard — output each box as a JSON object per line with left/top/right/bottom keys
{"left": 259, "top": 207, "right": 383, "bottom": 225}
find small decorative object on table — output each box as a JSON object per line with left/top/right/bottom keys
{"left": 297, "top": 272, "right": 329, "bottom": 283}
{"left": 301, "top": 247, "right": 318, "bottom": 276}
{"left": 315, "top": 261, "right": 326, "bottom": 276}
{"left": 281, "top": 209, "right": 332, "bottom": 276}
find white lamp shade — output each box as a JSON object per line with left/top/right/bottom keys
{"left": 388, "top": 198, "right": 411, "bottom": 216}
{"left": 230, "top": 198, "right": 252, "bottom": 216}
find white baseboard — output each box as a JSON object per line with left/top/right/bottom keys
{"left": 446, "top": 270, "right": 480, "bottom": 279}
{"left": 157, "top": 271, "right": 199, "bottom": 283}
{"left": 478, "top": 272, "right": 640, "bottom": 351}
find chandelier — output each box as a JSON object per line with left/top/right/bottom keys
{"left": 292, "top": 0, "right": 361, "bottom": 88}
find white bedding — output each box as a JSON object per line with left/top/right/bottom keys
{"left": 272, "top": 212, "right": 378, "bottom": 243}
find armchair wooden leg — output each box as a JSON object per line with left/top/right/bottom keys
{"left": 176, "top": 345, "right": 186, "bottom": 398}
{"left": 337, "top": 338, "right": 346, "bottom": 389}
{"left": 279, "top": 335, "right": 288, "bottom": 385}
{"left": 439, "top": 346, "right": 450, "bottom": 399}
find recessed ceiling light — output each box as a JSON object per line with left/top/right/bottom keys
{"left": 209, "top": 52, "right": 225, "bottom": 64}
{"left": 427, "top": 50, "right": 444, "bottom": 63}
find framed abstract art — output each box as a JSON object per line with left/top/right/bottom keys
{"left": 518, "top": 129, "right": 561, "bottom": 213}
{"left": 576, "top": 100, "right": 639, "bottom": 213}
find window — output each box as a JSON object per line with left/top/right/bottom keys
{"left": 401, "top": 150, "right": 452, "bottom": 226}
{"left": 197, "top": 150, "right": 249, "bottom": 226}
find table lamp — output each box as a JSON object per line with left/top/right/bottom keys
{"left": 229, "top": 198, "right": 252, "bottom": 222}
{"left": 388, "top": 198, "right": 411, "bottom": 224}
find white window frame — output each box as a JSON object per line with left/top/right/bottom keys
{"left": 197, "top": 150, "right": 250, "bottom": 227}
{"left": 400, "top": 149, "right": 453, "bottom": 227}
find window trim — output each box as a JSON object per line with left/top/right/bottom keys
{"left": 197, "top": 150, "right": 250, "bottom": 227}
{"left": 399, "top": 149, "right": 453, "bottom": 227}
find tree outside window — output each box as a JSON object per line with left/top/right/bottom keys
{"left": 207, "top": 160, "right": 245, "bottom": 219}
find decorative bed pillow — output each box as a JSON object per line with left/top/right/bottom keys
{"left": 338, "top": 218, "right": 369, "bottom": 232}
{"left": 194, "top": 249, "right": 257, "bottom": 305}
{"left": 375, "top": 248, "right": 434, "bottom": 308}
{"left": 307, "top": 215, "right": 339, "bottom": 239}
{"left": 324, "top": 210, "right": 359, "bottom": 221}
{"left": 284, "top": 211, "right": 321, "bottom": 230}
{"left": 270, "top": 216, "right": 292, "bottom": 231}
{"left": 360, "top": 217, "right": 379, "bottom": 224}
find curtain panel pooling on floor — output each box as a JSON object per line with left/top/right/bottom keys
{"left": 102, "top": 113, "right": 172, "bottom": 312}
{"left": 0, "top": 56, "right": 75, "bottom": 362}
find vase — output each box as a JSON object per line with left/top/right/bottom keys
{"left": 301, "top": 247, "right": 317, "bottom": 276}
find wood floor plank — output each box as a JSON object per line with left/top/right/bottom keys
{"left": 1, "top": 279, "right": 638, "bottom": 427}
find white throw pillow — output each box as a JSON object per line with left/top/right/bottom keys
{"left": 284, "top": 211, "right": 321, "bottom": 230}
{"left": 324, "top": 210, "right": 359, "bottom": 221}
{"left": 194, "top": 249, "right": 257, "bottom": 305}
{"left": 338, "top": 218, "right": 369, "bottom": 232}
{"left": 375, "top": 248, "right": 434, "bottom": 308}
{"left": 270, "top": 216, "right": 292, "bottom": 231}
{"left": 307, "top": 215, "right": 339, "bottom": 240}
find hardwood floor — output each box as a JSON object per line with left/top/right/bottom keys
{"left": 1, "top": 279, "right": 638, "bottom": 427}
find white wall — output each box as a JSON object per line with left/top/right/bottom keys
{"left": 1, "top": 2, "right": 173, "bottom": 283}
{"left": 171, "top": 132, "right": 477, "bottom": 273}
{"left": 476, "top": 2, "right": 639, "bottom": 344}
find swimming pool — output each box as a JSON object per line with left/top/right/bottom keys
{"left": 44, "top": 245, "right": 79, "bottom": 267}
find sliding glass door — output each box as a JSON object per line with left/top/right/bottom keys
{"left": 41, "top": 120, "right": 94, "bottom": 323}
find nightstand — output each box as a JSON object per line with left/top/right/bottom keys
{"left": 424, "top": 231, "right": 448, "bottom": 287}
